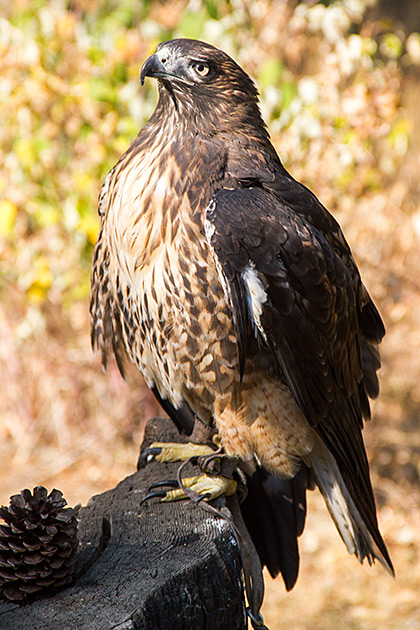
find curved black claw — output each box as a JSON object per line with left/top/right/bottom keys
{"left": 140, "top": 490, "right": 168, "bottom": 505}
{"left": 137, "top": 447, "right": 163, "bottom": 470}
{"left": 140, "top": 479, "right": 179, "bottom": 505}
{"left": 148, "top": 479, "right": 178, "bottom": 490}
{"left": 192, "top": 492, "right": 212, "bottom": 504}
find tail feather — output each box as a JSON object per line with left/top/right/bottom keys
{"left": 240, "top": 465, "right": 310, "bottom": 590}
{"left": 306, "top": 437, "right": 394, "bottom": 575}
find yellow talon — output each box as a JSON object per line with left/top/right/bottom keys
{"left": 161, "top": 474, "right": 237, "bottom": 502}
{"left": 151, "top": 441, "right": 216, "bottom": 463}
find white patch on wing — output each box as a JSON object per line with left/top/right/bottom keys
{"left": 242, "top": 262, "right": 268, "bottom": 340}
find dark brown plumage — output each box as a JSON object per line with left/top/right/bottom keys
{"left": 90, "top": 38, "right": 393, "bottom": 588}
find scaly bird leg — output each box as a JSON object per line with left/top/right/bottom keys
{"left": 137, "top": 440, "right": 217, "bottom": 468}
{"left": 138, "top": 428, "right": 242, "bottom": 504}
{"left": 137, "top": 415, "right": 220, "bottom": 469}
{"left": 142, "top": 473, "right": 237, "bottom": 503}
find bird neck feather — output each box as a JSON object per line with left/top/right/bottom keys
{"left": 147, "top": 82, "right": 271, "bottom": 146}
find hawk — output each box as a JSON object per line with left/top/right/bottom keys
{"left": 90, "top": 38, "right": 393, "bottom": 590}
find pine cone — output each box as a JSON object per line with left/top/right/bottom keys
{"left": 0, "top": 486, "right": 78, "bottom": 603}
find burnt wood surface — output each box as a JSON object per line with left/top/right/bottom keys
{"left": 0, "top": 418, "right": 246, "bottom": 629}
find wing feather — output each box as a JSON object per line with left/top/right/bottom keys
{"left": 90, "top": 181, "right": 128, "bottom": 377}
{"left": 205, "top": 186, "right": 392, "bottom": 570}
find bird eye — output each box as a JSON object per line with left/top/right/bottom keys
{"left": 192, "top": 62, "right": 210, "bottom": 77}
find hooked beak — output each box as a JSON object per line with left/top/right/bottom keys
{"left": 140, "top": 53, "right": 167, "bottom": 85}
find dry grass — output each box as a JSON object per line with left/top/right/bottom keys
{"left": 1, "top": 1, "right": 420, "bottom": 627}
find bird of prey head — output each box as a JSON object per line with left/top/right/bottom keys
{"left": 140, "top": 39, "right": 265, "bottom": 137}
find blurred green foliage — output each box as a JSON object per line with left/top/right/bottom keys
{"left": 0, "top": 0, "right": 416, "bottom": 324}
